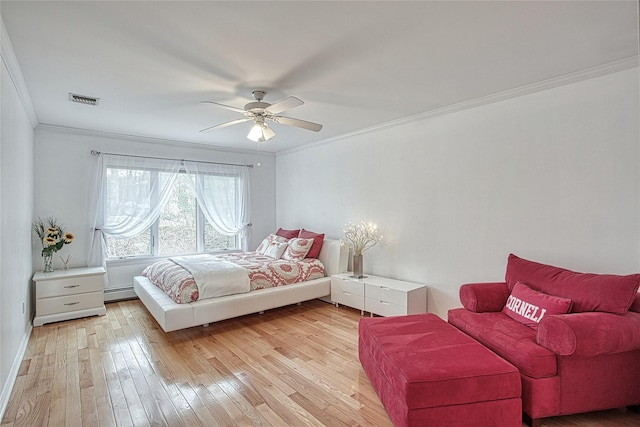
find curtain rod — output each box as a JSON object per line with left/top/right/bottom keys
{"left": 90, "top": 150, "right": 254, "bottom": 168}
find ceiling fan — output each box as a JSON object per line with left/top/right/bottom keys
{"left": 200, "top": 90, "right": 323, "bottom": 142}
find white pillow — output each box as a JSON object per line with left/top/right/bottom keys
{"left": 263, "top": 241, "right": 288, "bottom": 259}
{"left": 282, "top": 237, "right": 313, "bottom": 261}
{"left": 256, "top": 234, "right": 288, "bottom": 254}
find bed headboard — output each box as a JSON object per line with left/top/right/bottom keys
{"left": 318, "top": 239, "right": 349, "bottom": 277}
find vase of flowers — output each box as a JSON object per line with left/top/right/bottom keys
{"left": 344, "top": 221, "right": 382, "bottom": 278}
{"left": 33, "top": 217, "right": 75, "bottom": 272}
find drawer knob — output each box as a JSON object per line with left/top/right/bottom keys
{"left": 64, "top": 285, "right": 80, "bottom": 289}
{"left": 64, "top": 302, "right": 80, "bottom": 306}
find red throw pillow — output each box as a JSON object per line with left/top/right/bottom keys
{"left": 505, "top": 254, "right": 640, "bottom": 314}
{"left": 299, "top": 229, "right": 324, "bottom": 259}
{"left": 502, "top": 281, "right": 572, "bottom": 329}
{"left": 275, "top": 228, "right": 300, "bottom": 239}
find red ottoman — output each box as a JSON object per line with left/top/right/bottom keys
{"left": 359, "top": 314, "right": 521, "bottom": 427}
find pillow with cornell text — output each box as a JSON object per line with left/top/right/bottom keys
{"left": 263, "top": 241, "right": 289, "bottom": 259}
{"left": 256, "top": 234, "right": 289, "bottom": 254}
{"left": 502, "top": 281, "right": 572, "bottom": 329}
{"left": 275, "top": 228, "right": 300, "bottom": 239}
{"left": 282, "top": 238, "right": 313, "bottom": 261}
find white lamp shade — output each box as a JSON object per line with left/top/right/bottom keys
{"left": 247, "top": 120, "right": 276, "bottom": 142}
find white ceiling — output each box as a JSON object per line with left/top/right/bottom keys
{"left": 2, "top": 1, "right": 638, "bottom": 153}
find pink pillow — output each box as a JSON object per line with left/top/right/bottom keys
{"left": 298, "top": 229, "right": 324, "bottom": 259}
{"left": 505, "top": 254, "right": 640, "bottom": 314}
{"left": 502, "top": 281, "right": 572, "bottom": 329}
{"left": 276, "top": 228, "right": 300, "bottom": 239}
{"left": 282, "top": 238, "right": 313, "bottom": 261}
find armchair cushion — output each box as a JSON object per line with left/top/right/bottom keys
{"left": 505, "top": 254, "right": 640, "bottom": 314}
{"left": 459, "top": 282, "right": 510, "bottom": 313}
{"left": 536, "top": 311, "right": 640, "bottom": 357}
{"left": 448, "top": 309, "right": 557, "bottom": 378}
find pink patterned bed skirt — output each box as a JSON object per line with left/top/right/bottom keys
{"left": 142, "top": 252, "right": 325, "bottom": 304}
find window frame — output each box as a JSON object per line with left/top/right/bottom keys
{"left": 104, "top": 164, "right": 240, "bottom": 260}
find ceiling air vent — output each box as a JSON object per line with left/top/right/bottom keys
{"left": 69, "top": 93, "right": 99, "bottom": 106}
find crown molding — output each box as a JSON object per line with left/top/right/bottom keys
{"left": 1, "top": 18, "right": 38, "bottom": 127}
{"left": 278, "top": 56, "right": 639, "bottom": 157}
{"left": 36, "top": 123, "right": 275, "bottom": 157}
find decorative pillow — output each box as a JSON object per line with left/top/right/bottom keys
{"left": 505, "top": 254, "right": 640, "bottom": 315}
{"left": 502, "top": 281, "right": 572, "bottom": 329}
{"left": 275, "top": 228, "right": 300, "bottom": 239}
{"left": 298, "top": 229, "right": 324, "bottom": 259}
{"left": 256, "top": 234, "right": 288, "bottom": 254}
{"left": 263, "top": 241, "right": 288, "bottom": 259}
{"left": 282, "top": 238, "right": 313, "bottom": 261}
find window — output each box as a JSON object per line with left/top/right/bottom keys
{"left": 103, "top": 161, "right": 242, "bottom": 259}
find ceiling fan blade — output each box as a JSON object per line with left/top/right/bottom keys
{"left": 272, "top": 116, "right": 323, "bottom": 132}
{"left": 199, "top": 118, "right": 251, "bottom": 133}
{"left": 201, "top": 100, "right": 246, "bottom": 114}
{"left": 266, "top": 96, "right": 304, "bottom": 115}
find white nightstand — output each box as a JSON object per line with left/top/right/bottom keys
{"left": 331, "top": 273, "right": 427, "bottom": 317}
{"left": 33, "top": 266, "right": 107, "bottom": 327}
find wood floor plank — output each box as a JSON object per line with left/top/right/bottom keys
{"left": 88, "top": 348, "right": 117, "bottom": 427}
{"left": 2, "top": 299, "right": 640, "bottom": 427}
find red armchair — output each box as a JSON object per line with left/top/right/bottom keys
{"left": 448, "top": 255, "right": 640, "bottom": 427}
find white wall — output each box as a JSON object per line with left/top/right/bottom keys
{"left": 0, "top": 31, "right": 34, "bottom": 418}
{"left": 33, "top": 127, "right": 276, "bottom": 291}
{"left": 276, "top": 69, "right": 640, "bottom": 318}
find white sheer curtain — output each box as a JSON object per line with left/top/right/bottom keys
{"left": 183, "top": 161, "right": 251, "bottom": 251}
{"left": 88, "top": 153, "right": 181, "bottom": 268}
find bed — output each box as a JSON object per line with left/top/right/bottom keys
{"left": 133, "top": 238, "right": 348, "bottom": 332}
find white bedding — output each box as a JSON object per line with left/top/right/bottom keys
{"left": 170, "top": 255, "right": 249, "bottom": 299}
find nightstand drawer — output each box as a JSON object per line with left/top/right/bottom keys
{"left": 36, "top": 274, "right": 104, "bottom": 298}
{"left": 365, "top": 297, "right": 406, "bottom": 317}
{"left": 333, "top": 289, "right": 365, "bottom": 310}
{"left": 36, "top": 291, "right": 104, "bottom": 316}
{"left": 331, "top": 276, "right": 364, "bottom": 296}
{"left": 365, "top": 283, "right": 407, "bottom": 306}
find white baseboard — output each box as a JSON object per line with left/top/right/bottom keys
{"left": 0, "top": 323, "right": 32, "bottom": 421}
{"left": 104, "top": 286, "right": 136, "bottom": 302}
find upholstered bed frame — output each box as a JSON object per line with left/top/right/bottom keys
{"left": 133, "top": 238, "right": 349, "bottom": 332}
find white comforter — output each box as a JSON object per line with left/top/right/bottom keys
{"left": 170, "top": 254, "right": 250, "bottom": 299}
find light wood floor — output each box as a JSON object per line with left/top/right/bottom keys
{"left": 2, "top": 299, "right": 639, "bottom": 427}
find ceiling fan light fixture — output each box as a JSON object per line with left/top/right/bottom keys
{"left": 201, "top": 90, "right": 322, "bottom": 140}
{"left": 247, "top": 119, "right": 275, "bottom": 142}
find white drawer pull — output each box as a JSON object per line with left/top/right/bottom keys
{"left": 380, "top": 287, "right": 390, "bottom": 291}
{"left": 380, "top": 301, "right": 390, "bottom": 305}
{"left": 64, "top": 302, "right": 80, "bottom": 306}
{"left": 64, "top": 285, "right": 80, "bottom": 288}
{"left": 343, "top": 292, "right": 352, "bottom": 296}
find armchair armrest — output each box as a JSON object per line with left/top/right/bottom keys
{"left": 459, "top": 282, "right": 509, "bottom": 313}
{"left": 536, "top": 311, "right": 640, "bottom": 357}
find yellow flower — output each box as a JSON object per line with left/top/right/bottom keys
{"left": 63, "top": 232, "right": 75, "bottom": 244}
{"left": 46, "top": 227, "right": 59, "bottom": 236}
{"left": 43, "top": 236, "right": 57, "bottom": 246}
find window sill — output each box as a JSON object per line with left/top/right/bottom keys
{"left": 105, "top": 249, "right": 242, "bottom": 267}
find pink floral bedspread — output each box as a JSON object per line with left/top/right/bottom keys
{"left": 142, "top": 252, "right": 325, "bottom": 304}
